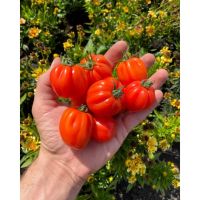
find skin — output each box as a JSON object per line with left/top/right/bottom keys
{"left": 21, "top": 41, "right": 168, "bottom": 200}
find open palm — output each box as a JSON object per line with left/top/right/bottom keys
{"left": 32, "top": 41, "right": 168, "bottom": 180}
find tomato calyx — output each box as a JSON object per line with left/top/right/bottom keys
{"left": 141, "top": 80, "right": 153, "bottom": 88}
{"left": 80, "top": 54, "right": 95, "bottom": 70}
{"left": 112, "top": 87, "right": 124, "bottom": 99}
{"left": 78, "top": 104, "right": 89, "bottom": 112}
{"left": 57, "top": 97, "right": 71, "bottom": 105}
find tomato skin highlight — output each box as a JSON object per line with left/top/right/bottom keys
{"left": 92, "top": 117, "right": 116, "bottom": 142}
{"left": 86, "top": 77, "right": 124, "bottom": 117}
{"left": 117, "top": 57, "right": 147, "bottom": 85}
{"left": 50, "top": 64, "right": 89, "bottom": 102}
{"left": 80, "top": 54, "right": 113, "bottom": 85}
{"left": 123, "top": 81, "right": 156, "bottom": 112}
{"left": 59, "top": 108, "right": 94, "bottom": 149}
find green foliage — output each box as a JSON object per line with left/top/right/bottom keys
{"left": 20, "top": 0, "right": 180, "bottom": 197}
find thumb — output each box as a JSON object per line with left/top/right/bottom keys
{"left": 50, "top": 57, "right": 61, "bottom": 69}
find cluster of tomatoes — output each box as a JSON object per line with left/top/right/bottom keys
{"left": 50, "top": 54, "right": 155, "bottom": 149}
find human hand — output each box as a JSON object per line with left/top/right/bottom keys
{"left": 32, "top": 41, "right": 168, "bottom": 183}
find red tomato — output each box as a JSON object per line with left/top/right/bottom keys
{"left": 80, "top": 54, "right": 113, "bottom": 85}
{"left": 59, "top": 107, "right": 94, "bottom": 149}
{"left": 86, "top": 77, "right": 124, "bottom": 117}
{"left": 123, "top": 80, "right": 155, "bottom": 112}
{"left": 92, "top": 117, "right": 116, "bottom": 142}
{"left": 117, "top": 57, "right": 147, "bottom": 85}
{"left": 50, "top": 64, "right": 89, "bottom": 101}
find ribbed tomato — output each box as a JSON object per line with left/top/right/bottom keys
{"left": 50, "top": 64, "right": 89, "bottom": 101}
{"left": 123, "top": 80, "right": 155, "bottom": 112}
{"left": 59, "top": 107, "right": 94, "bottom": 149}
{"left": 86, "top": 77, "right": 124, "bottom": 117}
{"left": 80, "top": 54, "right": 113, "bottom": 85}
{"left": 92, "top": 117, "right": 116, "bottom": 142}
{"left": 117, "top": 57, "right": 147, "bottom": 85}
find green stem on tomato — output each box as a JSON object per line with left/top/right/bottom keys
{"left": 141, "top": 80, "right": 153, "bottom": 88}
{"left": 78, "top": 104, "right": 88, "bottom": 112}
{"left": 112, "top": 87, "right": 124, "bottom": 99}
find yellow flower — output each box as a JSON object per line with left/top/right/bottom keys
{"left": 160, "top": 46, "right": 171, "bottom": 57}
{"left": 125, "top": 159, "right": 132, "bottom": 167}
{"left": 130, "top": 25, "right": 144, "bottom": 36}
{"left": 67, "top": 31, "right": 75, "bottom": 38}
{"left": 87, "top": 175, "right": 94, "bottom": 183}
{"left": 128, "top": 175, "right": 137, "bottom": 184}
{"left": 170, "top": 71, "right": 180, "bottom": 78}
{"left": 106, "top": 2, "right": 112, "bottom": 9}
{"left": 101, "top": 9, "right": 109, "bottom": 16}
{"left": 100, "top": 22, "right": 108, "bottom": 28}
{"left": 116, "top": 21, "right": 126, "bottom": 32}
{"left": 38, "top": 59, "right": 48, "bottom": 67}
{"left": 126, "top": 153, "right": 146, "bottom": 178}
{"left": 164, "top": 92, "right": 171, "bottom": 99}
{"left": 44, "top": 31, "right": 51, "bottom": 36}
{"left": 53, "top": 53, "right": 59, "bottom": 58}
{"left": 158, "top": 11, "right": 167, "bottom": 18}
{"left": 146, "top": 25, "right": 155, "bottom": 37}
{"left": 163, "top": 171, "right": 167, "bottom": 177}
{"left": 160, "top": 56, "right": 172, "bottom": 64}
{"left": 170, "top": 99, "right": 180, "bottom": 109}
{"left": 53, "top": 7, "right": 59, "bottom": 15}
{"left": 123, "top": 6, "right": 129, "bottom": 13}
{"left": 108, "top": 176, "right": 113, "bottom": 182}
{"left": 21, "top": 136, "right": 40, "bottom": 151}
{"left": 92, "top": 0, "right": 100, "bottom": 6}
{"left": 88, "top": 14, "right": 93, "bottom": 20}
{"left": 148, "top": 11, "right": 157, "bottom": 18}
{"left": 116, "top": 2, "right": 122, "bottom": 8}
{"left": 147, "top": 136, "right": 158, "bottom": 153}
{"left": 168, "top": 161, "right": 174, "bottom": 168}
{"left": 94, "top": 29, "right": 101, "bottom": 35}
{"left": 22, "top": 116, "right": 32, "bottom": 126}
{"left": 171, "top": 133, "right": 175, "bottom": 139}
{"left": 32, "top": 67, "right": 47, "bottom": 80}
{"left": 159, "top": 139, "right": 170, "bottom": 151}
{"left": 28, "top": 27, "right": 41, "bottom": 38}
{"left": 172, "top": 179, "right": 180, "bottom": 188}
{"left": 32, "top": 0, "right": 46, "bottom": 5}
{"left": 63, "top": 39, "right": 73, "bottom": 50}
{"left": 20, "top": 18, "right": 26, "bottom": 25}
{"left": 146, "top": 0, "right": 151, "bottom": 4}
{"left": 172, "top": 166, "right": 179, "bottom": 174}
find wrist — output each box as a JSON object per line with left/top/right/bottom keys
{"left": 38, "top": 147, "right": 86, "bottom": 195}
{"left": 21, "top": 147, "right": 86, "bottom": 200}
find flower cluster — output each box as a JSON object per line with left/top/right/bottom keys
{"left": 125, "top": 153, "right": 146, "bottom": 184}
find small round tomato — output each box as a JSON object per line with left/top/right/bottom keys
{"left": 59, "top": 107, "right": 94, "bottom": 149}
{"left": 86, "top": 77, "right": 124, "bottom": 117}
{"left": 92, "top": 117, "right": 116, "bottom": 142}
{"left": 80, "top": 54, "right": 113, "bottom": 85}
{"left": 117, "top": 57, "right": 147, "bottom": 85}
{"left": 50, "top": 64, "right": 89, "bottom": 101}
{"left": 123, "top": 80, "right": 155, "bottom": 112}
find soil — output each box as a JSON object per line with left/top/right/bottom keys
{"left": 115, "top": 142, "right": 180, "bottom": 200}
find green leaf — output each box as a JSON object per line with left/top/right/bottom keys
{"left": 20, "top": 93, "right": 27, "bottom": 105}
{"left": 76, "top": 194, "right": 90, "bottom": 200}
{"left": 126, "top": 183, "right": 134, "bottom": 193}
{"left": 83, "top": 38, "right": 95, "bottom": 56}
{"left": 20, "top": 157, "right": 33, "bottom": 168}
{"left": 96, "top": 45, "right": 107, "bottom": 54}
